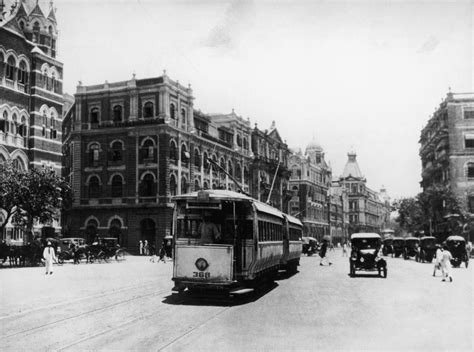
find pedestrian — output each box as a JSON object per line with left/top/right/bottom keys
{"left": 319, "top": 239, "right": 332, "bottom": 266}
{"left": 139, "top": 240, "right": 143, "bottom": 255}
{"left": 158, "top": 244, "right": 167, "bottom": 263}
{"left": 433, "top": 245, "right": 443, "bottom": 277}
{"left": 342, "top": 242, "right": 348, "bottom": 257}
{"left": 149, "top": 244, "right": 157, "bottom": 263}
{"left": 440, "top": 245, "right": 453, "bottom": 282}
{"left": 43, "top": 241, "right": 57, "bottom": 275}
{"left": 144, "top": 240, "right": 149, "bottom": 256}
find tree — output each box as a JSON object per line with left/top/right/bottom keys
{"left": 0, "top": 160, "right": 24, "bottom": 235}
{"left": 394, "top": 197, "right": 425, "bottom": 234}
{"left": 0, "top": 164, "right": 72, "bottom": 243}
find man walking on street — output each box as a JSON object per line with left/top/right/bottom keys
{"left": 440, "top": 245, "right": 453, "bottom": 282}
{"left": 319, "top": 239, "right": 332, "bottom": 266}
{"left": 43, "top": 241, "right": 57, "bottom": 275}
{"left": 433, "top": 245, "right": 443, "bottom": 277}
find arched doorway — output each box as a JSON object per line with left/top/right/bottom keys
{"left": 140, "top": 218, "right": 156, "bottom": 253}
{"left": 85, "top": 219, "right": 99, "bottom": 244}
{"left": 109, "top": 218, "right": 122, "bottom": 245}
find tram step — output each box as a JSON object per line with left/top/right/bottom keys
{"left": 229, "top": 288, "right": 254, "bottom": 295}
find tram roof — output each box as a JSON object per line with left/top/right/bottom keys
{"left": 172, "top": 189, "right": 288, "bottom": 219}
{"left": 351, "top": 233, "right": 381, "bottom": 239}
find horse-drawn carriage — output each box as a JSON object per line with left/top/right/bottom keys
{"left": 446, "top": 235, "right": 469, "bottom": 268}
{"left": 88, "top": 237, "right": 126, "bottom": 262}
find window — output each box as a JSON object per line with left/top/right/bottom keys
{"left": 467, "top": 163, "right": 474, "bottom": 178}
{"left": 203, "top": 152, "right": 209, "bottom": 168}
{"left": 181, "top": 108, "right": 186, "bottom": 124}
{"left": 181, "top": 177, "right": 188, "bottom": 194}
{"left": 51, "top": 71, "right": 56, "bottom": 92}
{"left": 111, "top": 141, "right": 123, "bottom": 162}
{"left": 465, "top": 135, "right": 474, "bottom": 149}
{"left": 18, "top": 61, "right": 28, "bottom": 85}
{"left": 228, "top": 160, "right": 233, "bottom": 176}
{"left": 48, "top": 25, "right": 53, "bottom": 35}
{"left": 169, "top": 141, "right": 178, "bottom": 160}
{"left": 143, "top": 102, "right": 154, "bottom": 118}
{"left": 89, "top": 143, "right": 100, "bottom": 165}
{"left": 170, "top": 175, "right": 177, "bottom": 196}
{"left": 32, "top": 22, "right": 40, "bottom": 42}
{"left": 89, "top": 176, "right": 100, "bottom": 199}
{"left": 6, "top": 57, "right": 15, "bottom": 80}
{"left": 194, "top": 149, "right": 201, "bottom": 168}
{"left": 469, "top": 196, "right": 474, "bottom": 213}
{"left": 0, "top": 53, "right": 3, "bottom": 79}
{"left": 142, "top": 139, "right": 155, "bottom": 160}
{"left": 181, "top": 145, "right": 189, "bottom": 164}
{"left": 237, "top": 135, "right": 242, "bottom": 147}
{"left": 464, "top": 108, "right": 474, "bottom": 120}
{"left": 111, "top": 175, "right": 123, "bottom": 198}
{"left": 170, "top": 103, "right": 176, "bottom": 119}
{"left": 90, "top": 108, "right": 99, "bottom": 124}
{"left": 113, "top": 105, "right": 122, "bottom": 122}
{"left": 235, "top": 163, "right": 242, "bottom": 181}
{"left": 141, "top": 174, "right": 155, "bottom": 197}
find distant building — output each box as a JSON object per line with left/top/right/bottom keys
{"left": 287, "top": 140, "right": 333, "bottom": 240}
{"left": 337, "top": 151, "right": 390, "bottom": 235}
{"left": 0, "top": 0, "right": 64, "bottom": 242}
{"left": 419, "top": 91, "right": 474, "bottom": 238}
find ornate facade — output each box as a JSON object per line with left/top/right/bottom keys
{"left": 0, "top": 0, "right": 64, "bottom": 243}
{"left": 338, "top": 151, "right": 390, "bottom": 235}
{"left": 63, "top": 73, "right": 253, "bottom": 251}
{"left": 419, "top": 91, "right": 474, "bottom": 238}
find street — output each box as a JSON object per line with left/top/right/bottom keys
{"left": 0, "top": 250, "right": 471, "bottom": 351}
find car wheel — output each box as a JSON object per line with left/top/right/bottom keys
{"left": 383, "top": 267, "right": 387, "bottom": 278}
{"left": 57, "top": 257, "right": 64, "bottom": 265}
{"left": 350, "top": 263, "right": 355, "bottom": 277}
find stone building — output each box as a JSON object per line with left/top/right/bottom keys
{"left": 0, "top": 0, "right": 64, "bottom": 242}
{"left": 338, "top": 151, "right": 390, "bottom": 235}
{"left": 419, "top": 91, "right": 474, "bottom": 239}
{"left": 287, "top": 141, "right": 334, "bottom": 240}
{"left": 63, "top": 73, "right": 253, "bottom": 251}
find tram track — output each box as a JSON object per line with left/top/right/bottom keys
{"left": 0, "top": 279, "right": 162, "bottom": 322}
{"left": 2, "top": 284, "right": 170, "bottom": 341}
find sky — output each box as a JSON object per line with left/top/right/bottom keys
{"left": 47, "top": 0, "right": 473, "bottom": 199}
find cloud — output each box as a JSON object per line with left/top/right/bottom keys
{"left": 203, "top": 0, "right": 256, "bottom": 49}
{"left": 417, "top": 35, "right": 440, "bottom": 53}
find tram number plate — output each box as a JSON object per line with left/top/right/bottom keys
{"left": 193, "top": 272, "right": 210, "bottom": 278}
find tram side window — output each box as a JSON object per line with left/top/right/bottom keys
{"left": 176, "top": 219, "right": 200, "bottom": 238}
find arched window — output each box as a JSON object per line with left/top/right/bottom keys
{"left": 111, "top": 175, "right": 123, "bottom": 198}
{"left": 6, "top": 57, "right": 15, "bottom": 80}
{"left": 0, "top": 111, "right": 6, "bottom": 133}
{"left": 141, "top": 139, "right": 155, "bottom": 161}
{"left": 18, "top": 61, "right": 28, "bottom": 85}
{"left": 220, "top": 158, "right": 226, "bottom": 171}
{"left": 170, "top": 103, "right": 176, "bottom": 119}
{"left": 143, "top": 102, "right": 154, "bottom": 118}
{"left": 194, "top": 179, "right": 200, "bottom": 191}
{"left": 113, "top": 105, "right": 122, "bottom": 122}
{"left": 48, "top": 25, "right": 53, "bottom": 35}
{"left": 181, "top": 144, "right": 189, "bottom": 164}
{"left": 109, "top": 219, "right": 122, "bottom": 241}
{"left": 235, "top": 163, "right": 242, "bottom": 181}
{"left": 467, "top": 163, "right": 474, "bottom": 178}
{"left": 51, "top": 71, "right": 56, "bottom": 92}
{"left": 111, "top": 141, "right": 123, "bottom": 162}
{"left": 194, "top": 149, "right": 201, "bottom": 168}
{"left": 236, "top": 135, "right": 242, "bottom": 147}
{"left": 170, "top": 174, "right": 177, "bottom": 196}
{"left": 0, "top": 53, "right": 4, "bottom": 79}
{"left": 89, "top": 176, "right": 100, "bottom": 199}
{"left": 244, "top": 167, "right": 249, "bottom": 181}
{"left": 169, "top": 141, "right": 178, "bottom": 160}
{"left": 32, "top": 22, "right": 40, "bottom": 42}
{"left": 181, "top": 108, "right": 186, "bottom": 124}
{"left": 203, "top": 181, "right": 209, "bottom": 190}
{"left": 228, "top": 160, "right": 233, "bottom": 176}
{"left": 12, "top": 158, "right": 25, "bottom": 171}
{"left": 243, "top": 137, "right": 248, "bottom": 150}
{"left": 50, "top": 112, "right": 55, "bottom": 129}
{"left": 18, "top": 116, "right": 26, "bottom": 137}
{"left": 181, "top": 176, "right": 188, "bottom": 194}
{"left": 90, "top": 108, "right": 99, "bottom": 124}
{"left": 11, "top": 114, "right": 17, "bottom": 135}
{"left": 42, "top": 110, "right": 48, "bottom": 127}
{"left": 203, "top": 152, "right": 209, "bottom": 168}
{"left": 89, "top": 143, "right": 100, "bottom": 165}
{"left": 141, "top": 174, "right": 155, "bottom": 197}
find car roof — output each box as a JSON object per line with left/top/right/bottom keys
{"left": 446, "top": 235, "right": 465, "bottom": 242}
{"left": 405, "top": 237, "right": 420, "bottom": 240}
{"left": 351, "top": 233, "right": 381, "bottom": 239}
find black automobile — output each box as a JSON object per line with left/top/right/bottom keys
{"left": 349, "top": 233, "right": 387, "bottom": 278}
{"left": 382, "top": 238, "right": 393, "bottom": 256}
{"left": 392, "top": 237, "right": 405, "bottom": 258}
{"left": 419, "top": 236, "right": 437, "bottom": 263}
{"left": 404, "top": 237, "right": 420, "bottom": 260}
{"left": 446, "top": 235, "right": 469, "bottom": 268}
{"left": 302, "top": 237, "right": 318, "bottom": 256}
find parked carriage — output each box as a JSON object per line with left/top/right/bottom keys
{"left": 382, "top": 238, "right": 393, "bottom": 256}
{"left": 404, "top": 237, "right": 420, "bottom": 260}
{"left": 171, "top": 190, "right": 303, "bottom": 296}
{"left": 446, "top": 235, "right": 469, "bottom": 268}
{"left": 392, "top": 237, "right": 405, "bottom": 258}
{"left": 418, "top": 236, "right": 437, "bottom": 263}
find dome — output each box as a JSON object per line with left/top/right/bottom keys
{"left": 305, "top": 139, "right": 323, "bottom": 154}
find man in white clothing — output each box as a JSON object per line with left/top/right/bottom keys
{"left": 433, "top": 245, "right": 443, "bottom": 277}
{"left": 43, "top": 241, "right": 57, "bottom": 275}
{"left": 440, "top": 245, "right": 453, "bottom": 282}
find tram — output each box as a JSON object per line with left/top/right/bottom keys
{"left": 171, "top": 189, "right": 303, "bottom": 295}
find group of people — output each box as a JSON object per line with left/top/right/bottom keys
{"left": 140, "top": 239, "right": 172, "bottom": 263}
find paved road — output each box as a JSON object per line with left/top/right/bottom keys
{"left": 0, "top": 250, "right": 471, "bottom": 351}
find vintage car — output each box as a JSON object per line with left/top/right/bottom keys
{"left": 418, "top": 236, "right": 437, "bottom": 263}
{"left": 404, "top": 237, "right": 420, "bottom": 260}
{"left": 89, "top": 237, "right": 125, "bottom": 261}
{"left": 392, "top": 237, "right": 405, "bottom": 258}
{"left": 349, "top": 233, "right": 387, "bottom": 278}
{"left": 302, "top": 237, "right": 318, "bottom": 256}
{"left": 382, "top": 238, "right": 393, "bottom": 256}
{"left": 57, "top": 237, "right": 87, "bottom": 253}
{"left": 446, "top": 235, "right": 469, "bottom": 268}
